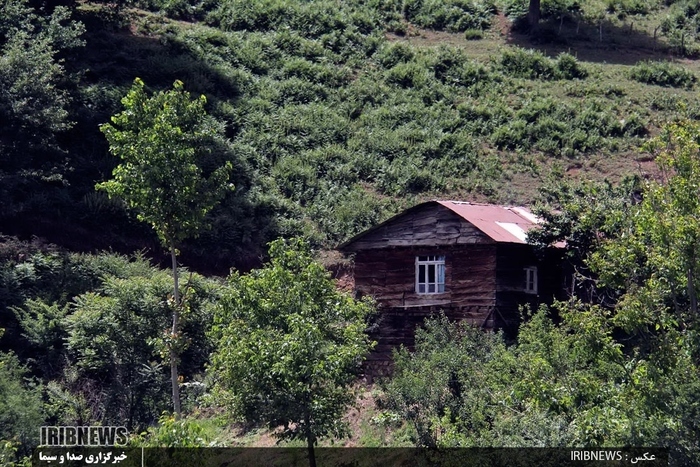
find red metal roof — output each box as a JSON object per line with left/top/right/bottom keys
{"left": 339, "top": 200, "right": 550, "bottom": 251}
{"left": 436, "top": 201, "right": 540, "bottom": 244}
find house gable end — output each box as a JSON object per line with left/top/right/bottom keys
{"left": 340, "top": 202, "right": 491, "bottom": 252}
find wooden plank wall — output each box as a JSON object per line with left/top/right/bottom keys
{"left": 354, "top": 243, "right": 498, "bottom": 377}
{"left": 354, "top": 244, "right": 497, "bottom": 308}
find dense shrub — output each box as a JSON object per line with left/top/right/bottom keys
{"left": 139, "top": 0, "right": 209, "bottom": 20}
{"left": 501, "top": 0, "right": 581, "bottom": 21}
{"left": 308, "top": 185, "right": 400, "bottom": 243}
{"left": 604, "top": 0, "right": 657, "bottom": 15}
{"left": 403, "top": 0, "right": 496, "bottom": 32}
{"left": 208, "top": 0, "right": 385, "bottom": 40}
{"left": 629, "top": 60, "right": 696, "bottom": 88}
{"left": 376, "top": 42, "right": 416, "bottom": 68}
{"left": 555, "top": 52, "right": 588, "bottom": 79}
{"left": 499, "top": 48, "right": 587, "bottom": 80}
{"left": 464, "top": 28, "right": 483, "bottom": 39}
{"left": 386, "top": 62, "right": 430, "bottom": 88}
{"left": 0, "top": 351, "right": 44, "bottom": 458}
{"left": 490, "top": 96, "right": 638, "bottom": 156}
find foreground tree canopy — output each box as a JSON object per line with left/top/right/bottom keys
{"left": 382, "top": 120, "right": 700, "bottom": 466}
{"left": 209, "top": 238, "right": 375, "bottom": 467}
{"left": 97, "top": 78, "right": 233, "bottom": 249}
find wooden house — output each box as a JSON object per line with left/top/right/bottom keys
{"left": 338, "top": 200, "right": 566, "bottom": 374}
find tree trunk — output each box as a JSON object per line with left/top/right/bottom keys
{"left": 528, "top": 0, "right": 541, "bottom": 30}
{"left": 305, "top": 412, "right": 316, "bottom": 467}
{"left": 306, "top": 436, "right": 316, "bottom": 467}
{"left": 558, "top": 15, "right": 564, "bottom": 35}
{"left": 688, "top": 266, "right": 698, "bottom": 316}
{"left": 170, "top": 243, "right": 182, "bottom": 419}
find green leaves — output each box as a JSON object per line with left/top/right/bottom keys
{"left": 630, "top": 61, "right": 696, "bottom": 89}
{"left": 209, "top": 238, "right": 375, "bottom": 446}
{"left": 64, "top": 265, "right": 218, "bottom": 427}
{"left": 98, "top": 78, "right": 233, "bottom": 248}
{"left": 591, "top": 120, "right": 700, "bottom": 333}
{"left": 529, "top": 119, "right": 700, "bottom": 463}
{"left": 0, "top": 352, "right": 44, "bottom": 456}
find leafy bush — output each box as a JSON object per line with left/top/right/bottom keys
{"left": 629, "top": 60, "right": 696, "bottom": 88}
{"left": 500, "top": 47, "right": 557, "bottom": 79}
{"left": 208, "top": 0, "right": 385, "bottom": 40}
{"left": 139, "top": 0, "right": 206, "bottom": 20}
{"left": 604, "top": 0, "right": 657, "bottom": 15}
{"left": 386, "top": 62, "right": 430, "bottom": 88}
{"left": 402, "top": 0, "right": 496, "bottom": 32}
{"left": 500, "top": 47, "right": 587, "bottom": 80}
{"left": 555, "top": 52, "right": 588, "bottom": 79}
{"left": 490, "top": 95, "right": 638, "bottom": 156}
{"left": 0, "top": 351, "right": 44, "bottom": 458}
{"left": 135, "top": 414, "right": 214, "bottom": 447}
{"left": 309, "top": 185, "right": 400, "bottom": 244}
{"left": 64, "top": 269, "right": 219, "bottom": 428}
{"left": 379, "top": 313, "right": 577, "bottom": 448}
{"left": 660, "top": 0, "right": 700, "bottom": 55}
{"left": 376, "top": 42, "right": 415, "bottom": 68}
{"left": 501, "top": 0, "right": 581, "bottom": 21}
{"left": 464, "top": 28, "right": 483, "bottom": 39}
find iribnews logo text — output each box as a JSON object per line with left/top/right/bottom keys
{"left": 40, "top": 426, "right": 129, "bottom": 446}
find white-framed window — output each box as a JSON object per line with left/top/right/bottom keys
{"left": 416, "top": 255, "right": 445, "bottom": 294}
{"left": 524, "top": 266, "right": 538, "bottom": 294}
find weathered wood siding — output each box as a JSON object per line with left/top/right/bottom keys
{"left": 354, "top": 245, "right": 497, "bottom": 308}
{"left": 342, "top": 203, "right": 491, "bottom": 252}
{"left": 354, "top": 244, "right": 498, "bottom": 374}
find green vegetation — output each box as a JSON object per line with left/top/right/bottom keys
{"left": 98, "top": 78, "right": 232, "bottom": 417}
{"left": 376, "top": 120, "right": 700, "bottom": 465}
{"left": 499, "top": 48, "right": 588, "bottom": 80}
{"left": 464, "top": 28, "right": 484, "bottom": 39}
{"left": 0, "top": 248, "right": 220, "bottom": 431}
{"left": 400, "top": 0, "right": 497, "bottom": 32}
{"left": 3, "top": 0, "right": 700, "bottom": 465}
{"left": 2, "top": 0, "right": 698, "bottom": 264}
{"left": 0, "top": 349, "right": 44, "bottom": 459}
{"left": 210, "top": 238, "right": 375, "bottom": 466}
{"left": 0, "top": 0, "right": 84, "bottom": 221}
{"left": 629, "top": 60, "right": 697, "bottom": 88}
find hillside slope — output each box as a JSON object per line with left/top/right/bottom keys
{"left": 1, "top": 0, "right": 699, "bottom": 271}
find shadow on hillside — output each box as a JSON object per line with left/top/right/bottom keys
{"left": 78, "top": 14, "right": 243, "bottom": 100}
{"left": 57, "top": 8, "right": 270, "bottom": 275}
{"left": 504, "top": 15, "right": 681, "bottom": 65}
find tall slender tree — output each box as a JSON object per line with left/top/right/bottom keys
{"left": 97, "top": 78, "right": 232, "bottom": 418}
